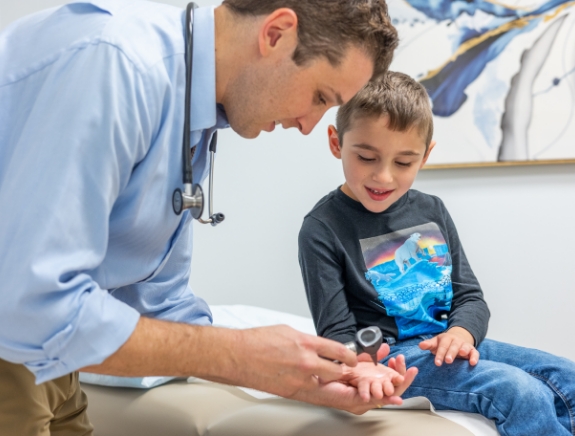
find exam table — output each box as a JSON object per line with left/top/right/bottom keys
{"left": 81, "top": 305, "right": 499, "bottom": 436}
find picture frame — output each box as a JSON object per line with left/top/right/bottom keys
{"left": 387, "top": 0, "right": 575, "bottom": 168}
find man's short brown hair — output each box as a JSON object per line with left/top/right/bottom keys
{"left": 221, "top": 0, "right": 398, "bottom": 80}
{"left": 336, "top": 71, "right": 434, "bottom": 149}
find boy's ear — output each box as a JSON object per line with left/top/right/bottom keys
{"left": 328, "top": 125, "right": 342, "bottom": 159}
{"left": 420, "top": 140, "right": 436, "bottom": 168}
{"left": 258, "top": 8, "right": 298, "bottom": 59}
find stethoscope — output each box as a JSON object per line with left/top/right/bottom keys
{"left": 172, "top": 2, "right": 225, "bottom": 227}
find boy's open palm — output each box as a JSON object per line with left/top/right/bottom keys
{"left": 419, "top": 327, "right": 479, "bottom": 366}
{"left": 340, "top": 350, "right": 418, "bottom": 404}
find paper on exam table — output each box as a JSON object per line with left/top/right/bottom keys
{"left": 210, "top": 305, "right": 317, "bottom": 335}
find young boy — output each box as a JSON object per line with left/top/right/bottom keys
{"left": 298, "top": 71, "right": 575, "bottom": 435}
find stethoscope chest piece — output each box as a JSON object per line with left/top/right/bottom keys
{"left": 172, "top": 183, "right": 204, "bottom": 219}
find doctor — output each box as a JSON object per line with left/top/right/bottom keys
{"left": 0, "top": 0, "right": 406, "bottom": 433}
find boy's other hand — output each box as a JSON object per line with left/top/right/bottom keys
{"left": 419, "top": 327, "right": 479, "bottom": 366}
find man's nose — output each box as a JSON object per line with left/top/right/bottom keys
{"left": 297, "top": 108, "right": 328, "bottom": 135}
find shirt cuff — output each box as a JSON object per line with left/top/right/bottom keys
{"left": 27, "top": 288, "right": 140, "bottom": 384}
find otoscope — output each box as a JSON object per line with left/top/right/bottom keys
{"left": 343, "top": 326, "right": 383, "bottom": 365}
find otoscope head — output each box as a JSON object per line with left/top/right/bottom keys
{"left": 355, "top": 326, "right": 383, "bottom": 365}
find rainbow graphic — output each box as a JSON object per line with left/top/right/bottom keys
{"left": 360, "top": 222, "right": 454, "bottom": 339}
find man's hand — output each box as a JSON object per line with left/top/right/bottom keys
{"left": 227, "top": 324, "right": 360, "bottom": 399}
{"left": 419, "top": 326, "right": 479, "bottom": 366}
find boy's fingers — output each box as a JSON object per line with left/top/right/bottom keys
{"left": 419, "top": 337, "right": 437, "bottom": 351}
{"left": 387, "top": 356, "right": 397, "bottom": 371}
{"left": 444, "top": 341, "right": 462, "bottom": 364}
{"left": 358, "top": 379, "right": 371, "bottom": 402}
{"left": 376, "top": 343, "right": 390, "bottom": 361}
{"left": 434, "top": 337, "right": 453, "bottom": 366}
{"left": 390, "top": 373, "right": 405, "bottom": 386}
{"left": 468, "top": 348, "right": 480, "bottom": 366}
{"left": 383, "top": 379, "right": 395, "bottom": 397}
{"left": 395, "top": 354, "right": 406, "bottom": 374}
{"left": 393, "top": 367, "right": 418, "bottom": 397}
{"left": 458, "top": 344, "right": 473, "bottom": 358}
{"left": 370, "top": 379, "right": 384, "bottom": 400}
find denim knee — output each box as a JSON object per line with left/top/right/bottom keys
{"left": 477, "top": 366, "right": 553, "bottom": 417}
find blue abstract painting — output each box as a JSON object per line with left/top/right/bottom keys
{"left": 388, "top": 0, "right": 575, "bottom": 165}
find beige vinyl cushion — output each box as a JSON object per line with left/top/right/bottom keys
{"left": 82, "top": 380, "right": 473, "bottom": 435}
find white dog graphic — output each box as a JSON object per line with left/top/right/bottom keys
{"left": 395, "top": 233, "right": 423, "bottom": 274}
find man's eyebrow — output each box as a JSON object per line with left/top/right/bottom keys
{"left": 328, "top": 87, "right": 344, "bottom": 105}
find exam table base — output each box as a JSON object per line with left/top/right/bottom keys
{"left": 81, "top": 380, "right": 473, "bottom": 436}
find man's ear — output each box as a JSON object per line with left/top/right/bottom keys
{"left": 328, "top": 125, "right": 342, "bottom": 159}
{"left": 420, "top": 140, "right": 436, "bottom": 168}
{"left": 258, "top": 8, "right": 298, "bottom": 59}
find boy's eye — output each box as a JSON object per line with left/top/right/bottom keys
{"left": 396, "top": 161, "right": 412, "bottom": 167}
{"left": 358, "top": 155, "right": 376, "bottom": 162}
{"left": 317, "top": 92, "right": 327, "bottom": 105}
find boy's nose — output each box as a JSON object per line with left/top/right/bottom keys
{"left": 373, "top": 165, "right": 394, "bottom": 184}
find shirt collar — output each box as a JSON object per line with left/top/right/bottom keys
{"left": 188, "top": 6, "right": 228, "bottom": 132}
{"left": 86, "top": 0, "right": 129, "bottom": 14}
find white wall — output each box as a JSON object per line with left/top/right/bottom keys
{"left": 3, "top": 1, "right": 575, "bottom": 362}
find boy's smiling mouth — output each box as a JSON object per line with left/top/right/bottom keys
{"left": 365, "top": 186, "right": 394, "bottom": 202}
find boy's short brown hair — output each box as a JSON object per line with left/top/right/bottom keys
{"left": 336, "top": 71, "right": 434, "bottom": 149}
{"left": 222, "top": 0, "right": 398, "bottom": 80}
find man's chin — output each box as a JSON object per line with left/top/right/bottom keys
{"left": 240, "top": 130, "right": 262, "bottom": 139}
{"left": 229, "top": 122, "right": 262, "bottom": 139}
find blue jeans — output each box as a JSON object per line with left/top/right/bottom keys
{"left": 382, "top": 337, "right": 575, "bottom": 436}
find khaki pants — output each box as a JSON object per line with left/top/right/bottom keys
{"left": 0, "top": 359, "right": 93, "bottom": 436}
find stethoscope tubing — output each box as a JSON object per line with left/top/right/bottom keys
{"left": 173, "top": 2, "right": 224, "bottom": 226}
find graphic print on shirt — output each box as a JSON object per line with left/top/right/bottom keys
{"left": 360, "top": 223, "right": 453, "bottom": 340}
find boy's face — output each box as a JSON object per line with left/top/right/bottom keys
{"left": 328, "top": 115, "right": 435, "bottom": 213}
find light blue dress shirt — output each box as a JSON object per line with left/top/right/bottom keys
{"left": 0, "top": 0, "right": 228, "bottom": 383}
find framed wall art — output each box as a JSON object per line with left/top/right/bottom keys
{"left": 387, "top": 0, "right": 575, "bottom": 168}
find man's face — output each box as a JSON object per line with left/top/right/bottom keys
{"left": 329, "top": 115, "right": 434, "bottom": 213}
{"left": 223, "top": 46, "right": 374, "bottom": 138}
